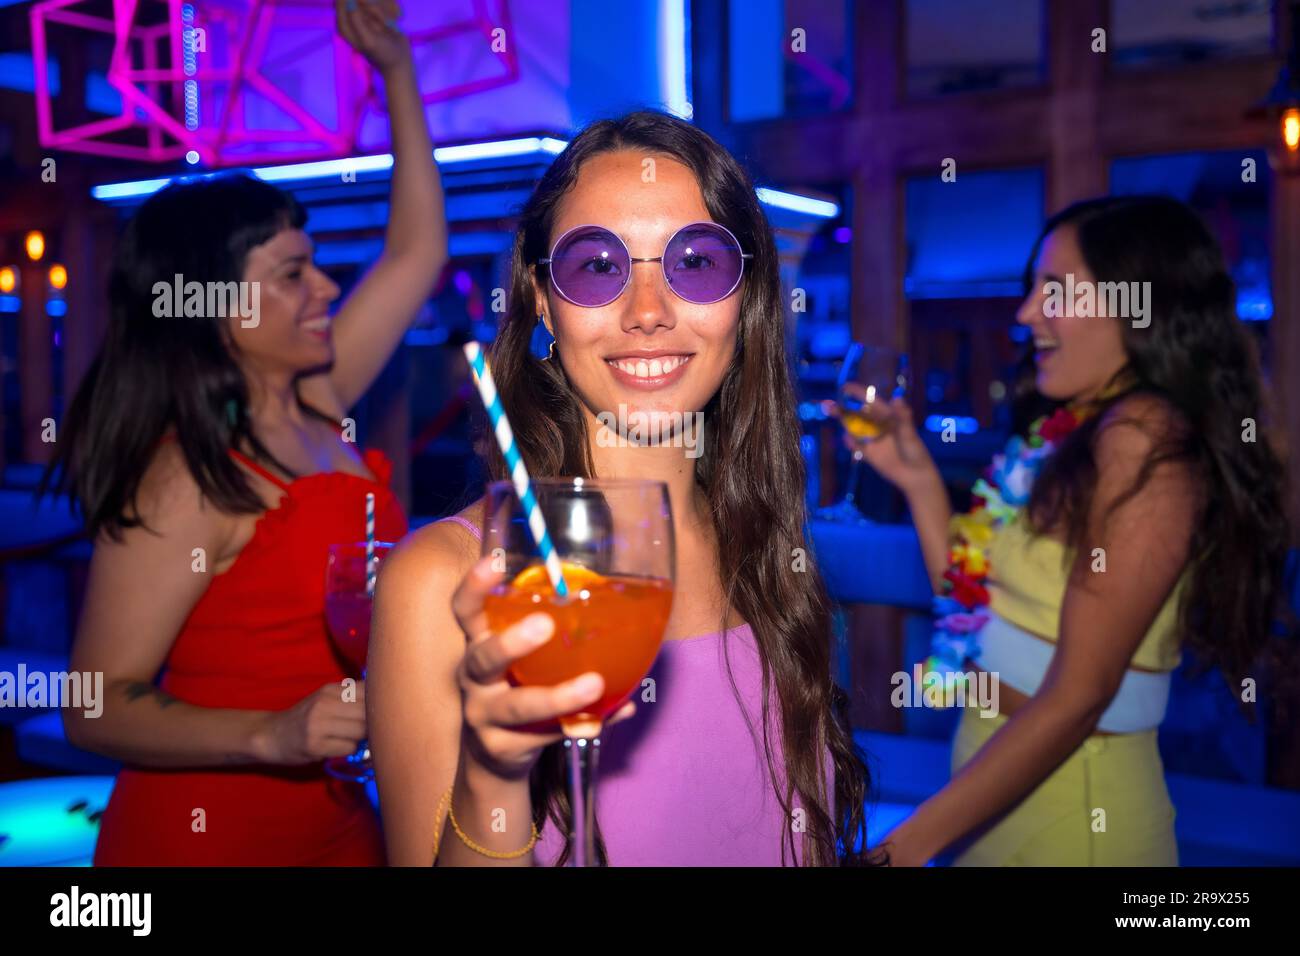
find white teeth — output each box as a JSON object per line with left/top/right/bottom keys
{"left": 302, "top": 317, "right": 330, "bottom": 331}
{"left": 608, "top": 355, "right": 690, "bottom": 379}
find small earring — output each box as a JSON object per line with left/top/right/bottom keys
{"left": 538, "top": 313, "right": 557, "bottom": 361}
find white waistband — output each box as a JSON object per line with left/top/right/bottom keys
{"left": 972, "top": 611, "right": 1171, "bottom": 734}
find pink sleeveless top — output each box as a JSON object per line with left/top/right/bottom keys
{"left": 437, "top": 514, "right": 827, "bottom": 866}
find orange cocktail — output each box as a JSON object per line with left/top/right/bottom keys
{"left": 484, "top": 561, "right": 673, "bottom": 737}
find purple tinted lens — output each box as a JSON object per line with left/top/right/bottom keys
{"left": 549, "top": 226, "right": 630, "bottom": 306}
{"left": 664, "top": 223, "right": 744, "bottom": 304}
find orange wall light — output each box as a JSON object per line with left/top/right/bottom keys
{"left": 1284, "top": 107, "right": 1300, "bottom": 153}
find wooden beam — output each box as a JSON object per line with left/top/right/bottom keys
{"left": 1098, "top": 62, "right": 1279, "bottom": 157}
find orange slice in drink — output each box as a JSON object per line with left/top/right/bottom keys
{"left": 510, "top": 560, "right": 604, "bottom": 594}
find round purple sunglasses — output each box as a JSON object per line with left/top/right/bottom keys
{"left": 538, "top": 221, "right": 753, "bottom": 308}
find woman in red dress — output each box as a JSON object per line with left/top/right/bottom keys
{"left": 41, "top": 0, "right": 445, "bottom": 865}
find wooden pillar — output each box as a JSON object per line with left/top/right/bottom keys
{"left": 1046, "top": 0, "right": 1108, "bottom": 210}
{"left": 1269, "top": 160, "right": 1300, "bottom": 788}
{"left": 1270, "top": 0, "right": 1300, "bottom": 541}
{"left": 1274, "top": 170, "right": 1300, "bottom": 536}
{"left": 61, "top": 190, "right": 110, "bottom": 405}
{"left": 19, "top": 258, "right": 53, "bottom": 464}
{"left": 844, "top": 2, "right": 907, "bottom": 732}
{"left": 850, "top": 1, "right": 905, "bottom": 351}
{"left": 850, "top": 158, "right": 904, "bottom": 351}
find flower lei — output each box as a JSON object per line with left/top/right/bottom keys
{"left": 922, "top": 403, "right": 1097, "bottom": 698}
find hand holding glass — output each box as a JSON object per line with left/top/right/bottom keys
{"left": 817, "top": 343, "right": 910, "bottom": 522}
{"left": 463, "top": 478, "right": 675, "bottom": 865}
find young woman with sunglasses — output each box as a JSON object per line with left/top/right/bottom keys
{"left": 369, "top": 110, "right": 876, "bottom": 866}
{"left": 44, "top": 0, "right": 445, "bottom": 865}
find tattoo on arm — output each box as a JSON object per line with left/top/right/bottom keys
{"left": 123, "top": 681, "right": 181, "bottom": 709}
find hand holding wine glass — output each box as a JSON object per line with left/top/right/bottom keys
{"left": 450, "top": 557, "right": 636, "bottom": 782}
{"left": 817, "top": 343, "right": 918, "bottom": 520}
{"left": 252, "top": 681, "right": 369, "bottom": 765}
{"left": 834, "top": 393, "right": 941, "bottom": 495}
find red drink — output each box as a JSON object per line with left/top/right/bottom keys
{"left": 325, "top": 593, "right": 372, "bottom": 673}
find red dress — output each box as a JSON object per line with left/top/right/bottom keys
{"left": 93, "top": 444, "right": 407, "bottom": 866}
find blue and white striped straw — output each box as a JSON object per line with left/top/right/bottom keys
{"left": 364, "top": 491, "right": 377, "bottom": 599}
{"left": 462, "top": 341, "right": 569, "bottom": 599}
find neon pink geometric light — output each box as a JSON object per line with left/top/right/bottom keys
{"left": 31, "top": 0, "right": 201, "bottom": 161}
{"left": 30, "top": 0, "right": 523, "bottom": 167}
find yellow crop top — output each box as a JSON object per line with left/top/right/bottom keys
{"left": 986, "top": 510, "right": 1186, "bottom": 672}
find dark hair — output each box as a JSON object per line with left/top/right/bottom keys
{"left": 477, "top": 110, "right": 874, "bottom": 865}
{"left": 1014, "top": 195, "right": 1290, "bottom": 687}
{"left": 41, "top": 173, "right": 329, "bottom": 538}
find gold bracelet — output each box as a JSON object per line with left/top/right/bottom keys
{"left": 445, "top": 787, "right": 539, "bottom": 860}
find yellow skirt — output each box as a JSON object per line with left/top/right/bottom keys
{"left": 948, "top": 706, "right": 1178, "bottom": 866}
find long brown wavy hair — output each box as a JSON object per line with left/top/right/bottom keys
{"left": 1013, "top": 196, "right": 1291, "bottom": 694}
{"left": 471, "top": 110, "right": 874, "bottom": 865}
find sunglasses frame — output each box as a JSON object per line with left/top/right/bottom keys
{"left": 538, "top": 220, "right": 753, "bottom": 308}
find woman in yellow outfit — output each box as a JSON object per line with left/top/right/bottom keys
{"left": 854, "top": 196, "right": 1289, "bottom": 866}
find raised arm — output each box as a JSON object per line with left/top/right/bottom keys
{"left": 301, "top": 0, "right": 448, "bottom": 415}
{"left": 881, "top": 396, "right": 1200, "bottom": 864}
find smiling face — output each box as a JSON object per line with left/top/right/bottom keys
{"left": 227, "top": 227, "right": 340, "bottom": 379}
{"left": 531, "top": 150, "right": 742, "bottom": 442}
{"left": 1016, "top": 223, "right": 1130, "bottom": 402}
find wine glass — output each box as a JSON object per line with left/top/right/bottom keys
{"left": 816, "top": 343, "right": 910, "bottom": 522}
{"left": 323, "top": 540, "right": 393, "bottom": 783}
{"left": 480, "top": 478, "right": 675, "bottom": 867}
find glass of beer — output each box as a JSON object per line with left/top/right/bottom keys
{"left": 817, "top": 342, "right": 909, "bottom": 522}
{"left": 481, "top": 478, "right": 675, "bottom": 866}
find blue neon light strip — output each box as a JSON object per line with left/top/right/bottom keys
{"left": 92, "top": 136, "right": 836, "bottom": 222}
{"left": 660, "top": 0, "right": 691, "bottom": 119}
{"left": 755, "top": 188, "right": 839, "bottom": 218}
{"left": 91, "top": 137, "right": 571, "bottom": 200}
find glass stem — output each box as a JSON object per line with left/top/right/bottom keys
{"left": 842, "top": 451, "right": 863, "bottom": 506}
{"left": 565, "top": 735, "right": 600, "bottom": 867}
